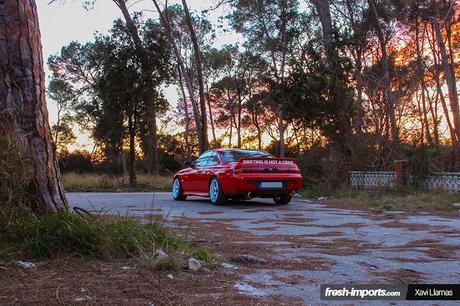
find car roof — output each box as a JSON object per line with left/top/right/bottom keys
{"left": 214, "top": 148, "right": 265, "bottom": 153}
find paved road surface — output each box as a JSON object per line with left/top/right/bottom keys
{"left": 67, "top": 192, "right": 460, "bottom": 305}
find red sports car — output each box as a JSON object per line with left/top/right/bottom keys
{"left": 171, "top": 149, "right": 303, "bottom": 205}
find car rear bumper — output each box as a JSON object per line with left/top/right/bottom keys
{"left": 220, "top": 173, "right": 303, "bottom": 196}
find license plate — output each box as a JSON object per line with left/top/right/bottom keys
{"left": 259, "top": 181, "right": 283, "bottom": 189}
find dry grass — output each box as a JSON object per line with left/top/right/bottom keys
{"left": 327, "top": 189, "right": 460, "bottom": 212}
{"left": 63, "top": 173, "right": 173, "bottom": 192}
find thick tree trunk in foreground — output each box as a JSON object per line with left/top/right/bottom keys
{"left": 0, "top": 0, "right": 68, "bottom": 212}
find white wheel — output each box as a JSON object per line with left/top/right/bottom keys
{"left": 209, "top": 178, "right": 227, "bottom": 205}
{"left": 172, "top": 177, "right": 187, "bottom": 201}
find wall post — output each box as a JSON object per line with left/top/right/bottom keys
{"left": 343, "top": 162, "right": 353, "bottom": 187}
{"left": 394, "top": 160, "right": 408, "bottom": 187}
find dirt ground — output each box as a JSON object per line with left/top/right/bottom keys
{"left": 0, "top": 256, "right": 297, "bottom": 305}
{"left": 3, "top": 193, "right": 460, "bottom": 305}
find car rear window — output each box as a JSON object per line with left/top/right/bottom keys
{"left": 219, "top": 150, "right": 272, "bottom": 162}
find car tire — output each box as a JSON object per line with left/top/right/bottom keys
{"left": 172, "top": 177, "right": 187, "bottom": 201}
{"left": 209, "top": 178, "right": 227, "bottom": 205}
{"left": 273, "top": 194, "right": 291, "bottom": 205}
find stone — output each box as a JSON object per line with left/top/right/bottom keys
{"left": 74, "top": 295, "right": 92, "bottom": 302}
{"left": 153, "top": 249, "right": 169, "bottom": 261}
{"left": 188, "top": 258, "right": 201, "bottom": 271}
{"left": 230, "top": 255, "right": 267, "bottom": 265}
{"left": 16, "top": 261, "right": 36, "bottom": 269}
{"left": 221, "top": 262, "right": 238, "bottom": 269}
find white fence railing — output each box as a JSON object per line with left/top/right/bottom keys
{"left": 350, "top": 171, "right": 396, "bottom": 189}
{"left": 350, "top": 171, "right": 460, "bottom": 192}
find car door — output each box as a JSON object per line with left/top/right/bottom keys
{"left": 199, "top": 151, "right": 220, "bottom": 193}
{"left": 188, "top": 151, "right": 212, "bottom": 193}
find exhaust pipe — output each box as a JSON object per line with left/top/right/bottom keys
{"left": 246, "top": 192, "right": 254, "bottom": 200}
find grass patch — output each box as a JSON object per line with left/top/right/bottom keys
{"left": 315, "top": 189, "right": 460, "bottom": 212}
{"left": 192, "top": 247, "right": 212, "bottom": 263}
{"left": 63, "top": 172, "right": 173, "bottom": 192}
{"left": 0, "top": 139, "right": 209, "bottom": 270}
{"left": 0, "top": 212, "right": 203, "bottom": 262}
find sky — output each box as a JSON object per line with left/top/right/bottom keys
{"left": 37, "top": 0, "right": 240, "bottom": 150}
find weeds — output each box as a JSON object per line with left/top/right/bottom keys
{"left": 1, "top": 212, "right": 189, "bottom": 260}
{"left": 0, "top": 139, "right": 210, "bottom": 269}
{"left": 192, "top": 247, "right": 212, "bottom": 263}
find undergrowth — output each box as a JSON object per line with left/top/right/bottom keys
{"left": 0, "top": 139, "right": 208, "bottom": 267}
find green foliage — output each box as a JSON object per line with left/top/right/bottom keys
{"left": 48, "top": 15, "right": 172, "bottom": 158}
{"left": 192, "top": 247, "right": 212, "bottom": 263}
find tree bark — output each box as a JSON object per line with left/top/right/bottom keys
{"left": 310, "top": 0, "right": 334, "bottom": 54}
{"left": 0, "top": 0, "right": 68, "bottom": 212}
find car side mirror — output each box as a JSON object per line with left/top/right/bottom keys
{"left": 184, "top": 160, "right": 193, "bottom": 168}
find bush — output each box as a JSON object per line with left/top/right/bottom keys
{"left": 58, "top": 150, "right": 94, "bottom": 173}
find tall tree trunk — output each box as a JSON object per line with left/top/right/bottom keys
{"left": 428, "top": 23, "right": 457, "bottom": 146}
{"left": 279, "top": 109, "right": 285, "bottom": 157}
{"left": 178, "top": 68, "right": 192, "bottom": 161}
{"left": 251, "top": 107, "right": 262, "bottom": 150}
{"left": 205, "top": 84, "right": 217, "bottom": 145}
{"left": 114, "top": 0, "right": 158, "bottom": 174}
{"left": 310, "top": 0, "right": 334, "bottom": 53}
{"left": 236, "top": 90, "right": 242, "bottom": 148}
{"left": 311, "top": 0, "right": 353, "bottom": 157}
{"left": 128, "top": 111, "right": 136, "bottom": 186}
{"left": 152, "top": 0, "right": 206, "bottom": 153}
{"left": 0, "top": 0, "right": 68, "bottom": 212}
{"left": 431, "top": 15, "right": 460, "bottom": 167}
{"left": 368, "top": 0, "right": 399, "bottom": 146}
{"left": 228, "top": 119, "right": 233, "bottom": 148}
{"left": 415, "top": 10, "right": 432, "bottom": 145}
{"left": 345, "top": 0, "right": 364, "bottom": 133}
{"left": 181, "top": 0, "right": 209, "bottom": 153}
